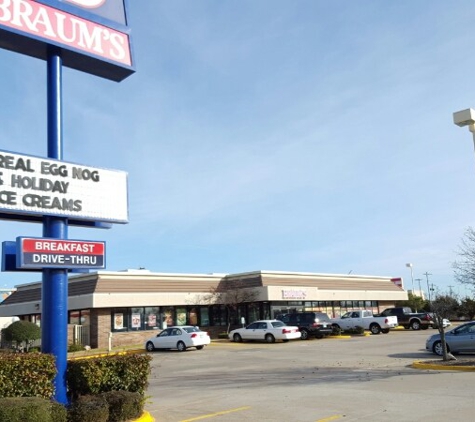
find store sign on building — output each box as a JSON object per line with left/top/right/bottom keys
{"left": 282, "top": 289, "right": 307, "bottom": 300}
{"left": 0, "top": 0, "right": 134, "bottom": 81}
{"left": 17, "top": 237, "right": 105, "bottom": 269}
{"left": 0, "top": 149, "right": 128, "bottom": 223}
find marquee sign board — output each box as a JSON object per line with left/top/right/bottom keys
{"left": 0, "top": 149, "right": 128, "bottom": 223}
{"left": 17, "top": 237, "right": 105, "bottom": 269}
{"left": 0, "top": 0, "right": 134, "bottom": 81}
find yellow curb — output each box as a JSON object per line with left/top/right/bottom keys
{"left": 131, "top": 411, "right": 155, "bottom": 422}
{"left": 412, "top": 360, "right": 475, "bottom": 371}
{"left": 327, "top": 335, "right": 351, "bottom": 339}
{"left": 68, "top": 348, "right": 146, "bottom": 361}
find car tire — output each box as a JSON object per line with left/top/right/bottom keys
{"left": 370, "top": 324, "right": 381, "bottom": 335}
{"left": 411, "top": 320, "right": 421, "bottom": 330}
{"left": 146, "top": 342, "right": 155, "bottom": 352}
{"left": 196, "top": 345, "right": 204, "bottom": 350}
{"left": 381, "top": 328, "right": 390, "bottom": 334}
{"left": 265, "top": 334, "right": 275, "bottom": 343}
{"left": 300, "top": 329, "right": 309, "bottom": 340}
{"left": 177, "top": 341, "right": 187, "bottom": 352}
{"left": 233, "top": 333, "right": 242, "bottom": 343}
{"left": 433, "top": 340, "right": 449, "bottom": 356}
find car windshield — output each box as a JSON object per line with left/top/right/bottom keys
{"left": 182, "top": 326, "right": 200, "bottom": 333}
{"left": 271, "top": 321, "right": 285, "bottom": 328}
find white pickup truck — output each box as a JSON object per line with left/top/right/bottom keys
{"left": 331, "top": 310, "right": 398, "bottom": 335}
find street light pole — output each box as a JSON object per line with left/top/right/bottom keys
{"left": 453, "top": 108, "right": 475, "bottom": 158}
{"left": 406, "top": 263, "right": 415, "bottom": 294}
{"left": 423, "top": 272, "right": 432, "bottom": 303}
{"left": 415, "top": 278, "right": 423, "bottom": 297}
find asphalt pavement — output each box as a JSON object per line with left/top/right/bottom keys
{"left": 144, "top": 329, "right": 474, "bottom": 422}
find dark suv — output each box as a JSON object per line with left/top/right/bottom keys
{"left": 277, "top": 312, "right": 333, "bottom": 340}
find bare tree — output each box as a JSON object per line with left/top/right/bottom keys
{"left": 430, "top": 294, "right": 459, "bottom": 361}
{"left": 205, "top": 279, "right": 259, "bottom": 333}
{"left": 453, "top": 227, "right": 475, "bottom": 288}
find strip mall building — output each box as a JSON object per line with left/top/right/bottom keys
{"left": 0, "top": 269, "right": 407, "bottom": 349}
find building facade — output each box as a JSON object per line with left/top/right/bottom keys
{"left": 0, "top": 269, "right": 407, "bottom": 349}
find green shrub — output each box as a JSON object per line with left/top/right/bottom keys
{"left": 67, "top": 343, "right": 84, "bottom": 353}
{"left": 0, "top": 397, "right": 66, "bottom": 422}
{"left": 0, "top": 353, "right": 56, "bottom": 398}
{"left": 101, "top": 390, "right": 144, "bottom": 421}
{"left": 68, "top": 395, "right": 109, "bottom": 422}
{"left": 67, "top": 353, "right": 152, "bottom": 398}
{"left": 344, "top": 326, "right": 365, "bottom": 335}
{"left": 1, "top": 321, "right": 41, "bottom": 352}
{"left": 331, "top": 325, "right": 342, "bottom": 335}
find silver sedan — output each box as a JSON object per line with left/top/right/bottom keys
{"left": 426, "top": 321, "right": 475, "bottom": 356}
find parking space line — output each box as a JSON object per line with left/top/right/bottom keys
{"left": 180, "top": 406, "right": 251, "bottom": 421}
{"left": 316, "top": 415, "right": 344, "bottom": 422}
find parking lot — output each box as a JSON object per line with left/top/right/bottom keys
{"left": 145, "top": 329, "right": 474, "bottom": 422}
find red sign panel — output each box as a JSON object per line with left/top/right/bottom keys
{"left": 0, "top": 0, "right": 131, "bottom": 65}
{"left": 0, "top": 0, "right": 134, "bottom": 81}
{"left": 18, "top": 237, "right": 106, "bottom": 268}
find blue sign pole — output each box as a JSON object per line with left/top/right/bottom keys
{"left": 42, "top": 46, "right": 69, "bottom": 405}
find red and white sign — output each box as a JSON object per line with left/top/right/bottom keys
{"left": 18, "top": 237, "right": 106, "bottom": 268}
{"left": 0, "top": 0, "right": 131, "bottom": 65}
{"left": 22, "top": 238, "right": 104, "bottom": 254}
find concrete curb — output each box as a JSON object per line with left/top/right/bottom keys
{"left": 412, "top": 360, "right": 475, "bottom": 371}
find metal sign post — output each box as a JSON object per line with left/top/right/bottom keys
{"left": 42, "top": 46, "right": 69, "bottom": 404}
{"left": 0, "top": 0, "right": 134, "bottom": 405}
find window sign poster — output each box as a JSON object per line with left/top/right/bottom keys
{"left": 114, "top": 313, "right": 124, "bottom": 329}
{"left": 131, "top": 313, "right": 141, "bottom": 329}
{"left": 176, "top": 308, "right": 186, "bottom": 326}
{"left": 148, "top": 314, "right": 157, "bottom": 328}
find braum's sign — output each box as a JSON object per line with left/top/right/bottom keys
{"left": 18, "top": 237, "right": 105, "bottom": 268}
{"left": 0, "top": 0, "right": 133, "bottom": 81}
{"left": 0, "top": 149, "right": 128, "bottom": 223}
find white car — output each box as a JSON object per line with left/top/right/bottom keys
{"left": 229, "top": 320, "right": 301, "bottom": 343}
{"left": 145, "top": 326, "right": 211, "bottom": 352}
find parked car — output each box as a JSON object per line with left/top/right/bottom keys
{"left": 428, "top": 313, "right": 451, "bottom": 329}
{"left": 229, "top": 320, "right": 301, "bottom": 343}
{"left": 145, "top": 326, "right": 210, "bottom": 352}
{"left": 276, "top": 312, "right": 333, "bottom": 340}
{"left": 426, "top": 321, "right": 475, "bottom": 356}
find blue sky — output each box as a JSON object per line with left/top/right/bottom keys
{"left": 1, "top": 1, "right": 475, "bottom": 298}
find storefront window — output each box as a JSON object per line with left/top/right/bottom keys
{"left": 200, "top": 308, "right": 209, "bottom": 326}
{"left": 189, "top": 308, "right": 198, "bottom": 326}
{"left": 248, "top": 303, "right": 260, "bottom": 323}
{"left": 145, "top": 307, "right": 160, "bottom": 330}
{"left": 130, "top": 308, "right": 144, "bottom": 331}
{"left": 69, "top": 309, "right": 90, "bottom": 326}
{"left": 69, "top": 311, "right": 80, "bottom": 325}
{"left": 163, "top": 308, "right": 174, "bottom": 328}
{"left": 112, "top": 308, "right": 128, "bottom": 332}
{"left": 210, "top": 305, "right": 226, "bottom": 326}
{"left": 80, "top": 310, "right": 90, "bottom": 326}
{"left": 176, "top": 308, "right": 187, "bottom": 326}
